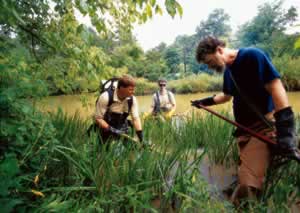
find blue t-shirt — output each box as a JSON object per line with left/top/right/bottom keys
{"left": 223, "top": 48, "right": 280, "bottom": 126}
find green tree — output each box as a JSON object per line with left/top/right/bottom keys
{"left": 1, "top": 0, "right": 183, "bottom": 94}
{"left": 195, "top": 8, "right": 231, "bottom": 40}
{"left": 164, "top": 46, "right": 181, "bottom": 75}
{"left": 236, "top": 1, "right": 298, "bottom": 51}
{"left": 141, "top": 47, "right": 168, "bottom": 81}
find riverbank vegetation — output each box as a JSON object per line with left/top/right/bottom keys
{"left": 1, "top": 1, "right": 300, "bottom": 97}
{"left": 135, "top": 74, "right": 223, "bottom": 95}
{"left": 1, "top": 89, "right": 299, "bottom": 211}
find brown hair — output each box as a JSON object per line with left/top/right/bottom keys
{"left": 118, "top": 75, "right": 136, "bottom": 88}
{"left": 195, "top": 36, "right": 226, "bottom": 63}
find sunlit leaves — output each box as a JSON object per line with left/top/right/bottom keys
{"left": 146, "top": 4, "right": 153, "bottom": 18}
{"left": 155, "top": 5, "right": 163, "bottom": 16}
{"left": 75, "top": 0, "right": 89, "bottom": 15}
{"left": 165, "top": 0, "right": 176, "bottom": 18}
{"left": 295, "top": 37, "right": 300, "bottom": 49}
{"left": 175, "top": 1, "right": 183, "bottom": 17}
{"left": 0, "top": 0, "right": 183, "bottom": 95}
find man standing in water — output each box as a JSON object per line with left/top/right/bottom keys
{"left": 150, "top": 78, "right": 176, "bottom": 120}
{"left": 191, "top": 36, "right": 299, "bottom": 205}
{"left": 94, "top": 75, "right": 143, "bottom": 145}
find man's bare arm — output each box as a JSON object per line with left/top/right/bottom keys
{"left": 265, "top": 78, "right": 289, "bottom": 111}
{"left": 213, "top": 93, "right": 232, "bottom": 104}
{"left": 132, "top": 117, "right": 142, "bottom": 131}
{"left": 95, "top": 118, "right": 110, "bottom": 130}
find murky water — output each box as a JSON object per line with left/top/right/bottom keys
{"left": 37, "top": 92, "right": 300, "bottom": 120}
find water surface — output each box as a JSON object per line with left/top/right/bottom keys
{"left": 38, "top": 92, "right": 300, "bottom": 119}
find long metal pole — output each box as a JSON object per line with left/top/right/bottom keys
{"left": 197, "top": 104, "right": 276, "bottom": 145}
{"left": 197, "top": 104, "right": 300, "bottom": 163}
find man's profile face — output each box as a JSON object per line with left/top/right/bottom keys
{"left": 204, "top": 51, "right": 225, "bottom": 73}
{"left": 119, "top": 86, "right": 135, "bottom": 97}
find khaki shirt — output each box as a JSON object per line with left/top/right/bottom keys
{"left": 94, "top": 89, "right": 140, "bottom": 121}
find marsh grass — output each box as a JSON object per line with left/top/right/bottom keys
{"left": 178, "top": 111, "right": 238, "bottom": 165}
{"left": 4, "top": 107, "right": 299, "bottom": 212}
{"left": 34, "top": 111, "right": 234, "bottom": 211}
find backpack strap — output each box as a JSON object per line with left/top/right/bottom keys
{"left": 153, "top": 91, "right": 160, "bottom": 113}
{"left": 167, "top": 90, "right": 172, "bottom": 104}
{"left": 127, "top": 96, "right": 133, "bottom": 113}
{"left": 107, "top": 88, "right": 114, "bottom": 108}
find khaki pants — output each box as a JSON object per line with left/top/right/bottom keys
{"left": 236, "top": 128, "right": 275, "bottom": 190}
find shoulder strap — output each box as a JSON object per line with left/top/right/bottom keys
{"left": 228, "top": 70, "right": 273, "bottom": 129}
{"left": 127, "top": 96, "right": 133, "bottom": 113}
{"left": 167, "top": 90, "right": 172, "bottom": 103}
{"left": 155, "top": 91, "right": 160, "bottom": 106}
{"left": 107, "top": 88, "right": 114, "bottom": 108}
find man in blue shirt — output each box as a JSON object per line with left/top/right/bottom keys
{"left": 191, "top": 36, "right": 299, "bottom": 205}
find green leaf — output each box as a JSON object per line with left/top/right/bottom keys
{"left": 20, "top": 105, "right": 31, "bottom": 114}
{"left": 150, "top": 0, "right": 156, "bottom": 7}
{"left": 175, "top": 1, "right": 183, "bottom": 17}
{"left": 0, "top": 155, "right": 19, "bottom": 177}
{"left": 76, "top": 24, "right": 84, "bottom": 34}
{"left": 0, "top": 198, "right": 23, "bottom": 213}
{"left": 142, "top": 12, "right": 148, "bottom": 23}
{"left": 155, "top": 5, "right": 163, "bottom": 16}
{"left": 146, "top": 4, "right": 152, "bottom": 18}
{"left": 165, "top": 0, "right": 176, "bottom": 18}
{"left": 294, "top": 37, "right": 300, "bottom": 49}
{"left": 79, "top": 0, "right": 89, "bottom": 15}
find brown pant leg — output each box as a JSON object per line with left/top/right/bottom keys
{"left": 237, "top": 135, "right": 271, "bottom": 189}
{"left": 231, "top": 134, "right": 272, "bottom": 205}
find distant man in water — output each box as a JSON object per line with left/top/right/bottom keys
{"left": 94, "top": 75, "right": 143, "bottom": 145}
{"left": 191, "top": 36, "right": 299, "bottom": 206}
{"left": 150, "top": 78, "right": 176, "bottom": 120}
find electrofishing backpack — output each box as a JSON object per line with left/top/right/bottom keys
{"left": 87, "top": 78, "right": 133, "bottom": 136}
{"left": 96, "top": 77, "right": 133, "bottom": 115}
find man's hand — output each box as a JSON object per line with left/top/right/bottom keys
{"left": 108, "top": 126, "right": 125, "bottom": 136}
{"left": 191, "top": 95, "right": 216, "bottom": 108}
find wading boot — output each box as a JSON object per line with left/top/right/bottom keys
{"left": 274, "top": 107, "right": 300, "bottom": 162}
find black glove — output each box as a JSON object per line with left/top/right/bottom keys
{"left": 274, "top": 107, "right": 300, "bottom": 161}
{"left": 191, "top": 95, "right": 216, "bottom": 108}
{"left": 108, "top": 126, "right": 125, "bottom": 136}
{"left": 136, "top": 130, "right": 143, "bottom": 142}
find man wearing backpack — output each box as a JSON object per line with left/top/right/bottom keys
{"left": 94, "top": 75, "right": 143, "bottom": 145}
{"left": 150, "top": 78, "right": 176, "bottom": 120}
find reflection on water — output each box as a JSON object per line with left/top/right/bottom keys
{"left": 38, "top": 92, "right": 300, "bottom": 120}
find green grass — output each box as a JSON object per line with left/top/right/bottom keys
{"left": 2, "top": 105, "right": 300, "bottom": 212}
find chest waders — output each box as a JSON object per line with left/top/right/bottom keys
{"left": 153, "top": 91, "right": 172, "bottom": 114}
{"left": 99, "top": 89, "right": 133, "bottom": 144}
